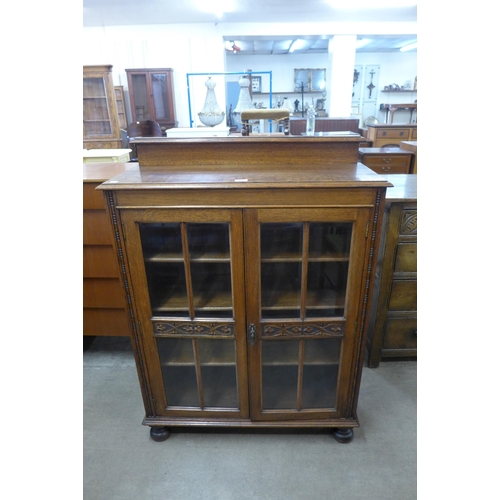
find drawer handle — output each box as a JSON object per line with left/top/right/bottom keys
{"left": 382, "top": 166, "right": 391, "bottom": 171}
{"left": 382, "top": 158, "right": 392, "bottom": 164}
{"left": 400, "top": 131, "right": 404, "bottom": 136}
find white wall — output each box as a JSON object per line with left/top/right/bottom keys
{"left": 83, "top": 22, "right": 417, "bottom": 128}
{"left": 355, "top": 51, "right": 417, "bottom": 123}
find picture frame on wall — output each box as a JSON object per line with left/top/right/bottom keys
{"left": 251, "top": 76, "right": 262, "bottom": 93}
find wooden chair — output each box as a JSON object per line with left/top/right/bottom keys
{"left": 240, "top": 109, "right": 290, "bottom": 136}
{"left": 126, "top": 120, "right": 162, "bottom": 160}
{"left": 126, "top": 120, "right": 162, "bottom": 138}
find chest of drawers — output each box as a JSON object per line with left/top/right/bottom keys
{"left": 83, "top": 162, "right": 137, "bottom": 338}
{"left": 358, "top": 147, "right": 414, "bottom": 175}
{"left": 365, "top": 124, "right": 417, "bottom": 148}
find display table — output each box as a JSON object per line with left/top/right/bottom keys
{"left": 83, "top": 149, "right": 132, "bottom": 163}
{"left": 98, "top": 135, "right": 391, "bottom": 443}
{"left": 165, "top": 127, "right": 230, "bottom": 138}
{"left": 383, "top": 103, "right": 417, "bottom": 124}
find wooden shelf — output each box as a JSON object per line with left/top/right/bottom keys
{"left": 152, "top": 290, "right": 233, "bottom": 314}
{"left": 260, "top": 251, "right": 349, "bottom": 262}
{"left": 261, "top": 289, "right": 346, "bottom": 311}
{"left": 257, "top": 91, "right": 324, "bottom": 95}
{"left": 145, "top": 251, "right": 230, "bottom": 262}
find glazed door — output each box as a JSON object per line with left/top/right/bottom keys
{"left": 121, "top": 209, "right": 249, "bottom": 419}
{"left": 128, "top": 73, "right": 152, "bottom": 121}
{"left": 149, "top": 71, "right": 174, "bottom": 123}
{"left": 244, "top": 208, "right": 371, "bottom": 421}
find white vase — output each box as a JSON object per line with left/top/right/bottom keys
{"left": 198, "top": 77, "right": 225, "bottom": 127}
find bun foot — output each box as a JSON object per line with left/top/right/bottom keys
{"left": 150, "top": 426, "right": 171, "bottom": 442}
{"left": 332, "top": 428, "right": 354, "bottom": 443}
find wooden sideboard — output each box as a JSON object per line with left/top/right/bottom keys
{"left": 83, "top": 162, "right": 137, "bottom": 337}
{"left": 366, "top": 174, "right": 417, "bottom": 367}
{"left": 365, "top": 124, "right": 417, "bottom": 148}
{"left": 358, "top": 147, "right": 414, "bottom": 175}
{"left": 98, "top": 135, "right": 391, "bottom": 442}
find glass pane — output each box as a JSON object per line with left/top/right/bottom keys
{"left": 187, "top": 223, "right": 233, "bottom": 318}
{"left": 157, "top": 338, "right": 199, "bottom": 407}
{"left": 198, "top": 339, "right": 238, "bottom": 408}
{"left": 311, "top": 69, "right": 326, "bottom": 91}
{"left": 131, "top": 74, "right": 151, "bottom": 120}
{"left": 262, "top": 340, "right": 299, "bottom": 409}
{"left": 188, "top": 223, "right": 230, "bottom": 259}
{"left": 83, "top": 77, "right": 111, "bottom": 137}
{"left": 294, "top": 69, "right": 310, "bottom": 91}
{"left": 261, "top": 223, "right": 303, "bottom": 319}
{"left": 139, "top": 223, "right": 189, "bottom": 317}
{"left": 191, "top": 262, "right": 232, "bottom": 318}
{"left": 301, "top": 339, "right": 341, "bottom": 409}
{"left": 151, "top": 73, "right": 170, "bottom": 119}
{"left": 83, "top": 77, "right": 106, "bottom": 98}
{"left": 261, "top": 223, "right": 302, "bottom": 259}
{"left": 306, "top": 223, "right": 352, "bottom": 318}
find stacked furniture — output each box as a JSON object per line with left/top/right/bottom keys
{"left": 83, "top": 163, "right": 136, "bottom": 338}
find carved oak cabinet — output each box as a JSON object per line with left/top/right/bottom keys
{"left": 98, "top": 135, "right": 391, "bottom": 443}
{"left": 366, "top": 175, "right": 417, "bottom": 367}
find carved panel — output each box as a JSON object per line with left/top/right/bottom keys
{"left": 400, "top": 210, "right": 417, "bottom": 235}
{"left": 262, "top": 322, "right": 344, "bottom": 338}
{"left": 153, "top": 321, "right": 234, "bottom": 337}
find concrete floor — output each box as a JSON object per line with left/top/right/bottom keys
{"left": 83, "top": 336, "right": 417, "bottom": 500}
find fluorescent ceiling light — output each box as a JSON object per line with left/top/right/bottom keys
{"left": 196, "top": 0, "right": 235, "bottom": 17}
{"left": 289, "top": 39, "right": 308, "bottom": 53}
{"left": 356, "top": 38, "right": 372, "bottom": 49}
{"left": 326, "top": 0, "right": 416, "bottom": 7}
{"left": 400, "top": 41, "right": 417, "bottom": 52}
